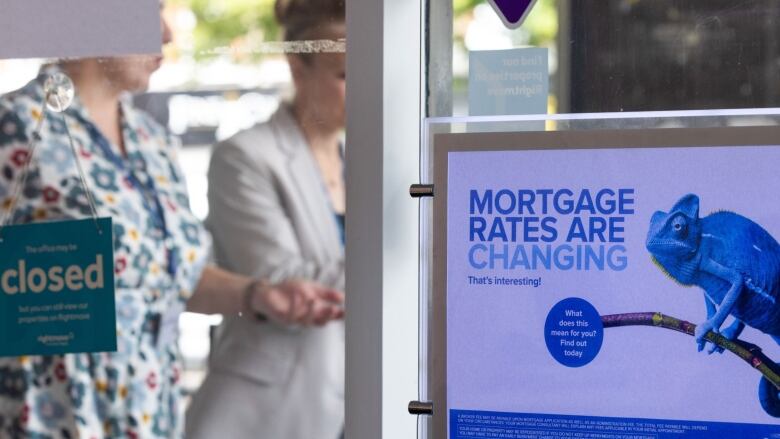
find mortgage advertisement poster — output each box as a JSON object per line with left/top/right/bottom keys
{"left": 442, "top": 128, "right": 780, "bottom": 438}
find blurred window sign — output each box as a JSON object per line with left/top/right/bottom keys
{"left": 487, "top": 0, "right": 538, "bottom": 29}
{"left": 468, "top": 48, "right": 549, "bottom": 117}
{"left": 0, "top": 0, "right": 161, "bottom": 59}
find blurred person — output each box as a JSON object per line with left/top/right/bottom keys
{"left": 0, "top": 8, "right": 343, "bottom": 439}
{"left": 185, "top": 0, "right": 346, "bottom": 438}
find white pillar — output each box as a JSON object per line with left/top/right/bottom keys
{"left": 344, "top": 0, "right": 422, "bottom": 437}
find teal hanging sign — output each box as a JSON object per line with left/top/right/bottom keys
{"left": 0, "top": 218, "right": 116, "bottom": 356}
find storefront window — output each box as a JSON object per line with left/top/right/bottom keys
{"left": 0, "top": 1, "right": 346, "bottom": 434}
{"left": 421, "top": 2, "right": 780, "bottom": 439}
{"left": 439, "top": 0, "right": 780, "bottom": 117}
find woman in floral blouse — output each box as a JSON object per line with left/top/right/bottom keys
{"left": 0, "top": 11, "right": 344, "bottom": 439}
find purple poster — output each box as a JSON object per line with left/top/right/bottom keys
{"left": 443, "top": 134, "right": 780, "bottom": 438}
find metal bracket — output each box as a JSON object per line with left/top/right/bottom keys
{"left": 410, "top": 184, "right": 434, "bottom": 198}
{"left": 408, "top": 400, "right": 434, "bottom": 416}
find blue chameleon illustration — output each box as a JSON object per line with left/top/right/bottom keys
{"left": 646, "top": 194, "right": 780, "bottom": 416}
{"left": 646, "top": 194, "right": 780, "bottom": 350}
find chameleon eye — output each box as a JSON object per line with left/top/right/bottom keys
{"left": 671, "top": 216, "right": 687, "bottom": 235}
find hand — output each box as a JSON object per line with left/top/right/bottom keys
{"left": 706, "top": 341, "right": 725, "bottom": 355}
{"left": 248, "top": 279, "right": 345, "bottom": 326}
{"left": 707, "top": 320, "right": 742, "bottom": 355}
{"left": 694, "top": 319, "right": 718, "bottom": 353}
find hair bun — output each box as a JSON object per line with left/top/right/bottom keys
{"left": 273, "top": 0, "right": 293, "bottom": 26}
{"left": 275, "top": 0, "right": 345, "bottom": 27}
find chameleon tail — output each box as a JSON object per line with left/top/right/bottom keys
{"left": 759, "top": 377, "right": 780, "bottom": 417}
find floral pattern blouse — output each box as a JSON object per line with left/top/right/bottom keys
{"left": 0, "top": 68, "right": 211, "bottom": 438}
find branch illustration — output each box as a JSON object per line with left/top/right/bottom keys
{"left": 601, "top": 312, "right": 780, "bottom": 391}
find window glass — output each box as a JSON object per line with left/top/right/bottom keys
{"left": 443, "top": 0, "right": 780, "bottom": 117}
{"left": 0, "top": 0, "right": 345, "bottom": 404}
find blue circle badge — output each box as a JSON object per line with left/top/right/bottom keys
{"left": 544, "top": 297, "right": 603, "bottom": 367}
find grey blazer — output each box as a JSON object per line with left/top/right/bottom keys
{"left": 185, "top": 105, "right": 345, "bottom": 439}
